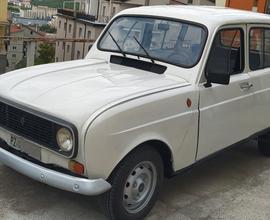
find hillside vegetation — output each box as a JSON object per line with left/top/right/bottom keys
{"left": 32, "top": 0, "right": 67, "bottom": 9}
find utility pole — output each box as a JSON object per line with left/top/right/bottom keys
{"left": 109, "top": 0, "right": 112, "bottom": 19}
{"left": 26, "top": 41, "right": 36, "bottom": 67}
{"left": 0, "top": 0, "right": 8, "bottom": 74}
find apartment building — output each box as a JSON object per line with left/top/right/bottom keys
{"left": 21, "top": 6, "right": 58, "bottom": 19}
{"left": 0, "top": 0, "right": 8, "bottom": 74}
{"left": 225, "top": 0, "right": 270, "bottom": 13}
{"left": 99, "top": 0, "right": 215, "bottom": 22}
{"left": 216, "top": 0, "right": 270, "bottom": 14}
{"left": 55, "top": 9, "right": 105, "bottom": 62}
{"left": 6, "top": 24, "right": 44, "bottom": 72}
{"left": 21, "top": 0, "right": 31, "bottom": 8}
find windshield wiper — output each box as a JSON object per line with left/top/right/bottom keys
{"left": 133, "top": 36, "right": 155, "bottom": 63}
{"left": 108, "top": 31, "right": 126, "bottom": 58}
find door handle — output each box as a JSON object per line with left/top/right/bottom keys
{"left": 239, "top": 82, "right": 253, "bottom": 90}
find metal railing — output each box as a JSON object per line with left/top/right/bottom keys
{"left": 57, "top": 9, "right": 96, "bottom": 21}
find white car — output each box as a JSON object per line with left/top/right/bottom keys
{"left": 1, "top": 6, "right": 270, "bottom": 220}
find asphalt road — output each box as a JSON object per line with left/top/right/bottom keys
{"left": 1, "top": 140, "right": 270, "bottom": 220}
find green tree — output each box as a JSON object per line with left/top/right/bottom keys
{"left": 8, "top": 6, "right": 20, "bottom": 13}
{"left": 39, "top": 24, "right": 57, "bottom": 33}
{"left": 35, "top": 43, "right": 55, "bottom": 65}
{"left": 15, "top": 58, "right": 27, "bottom": 70}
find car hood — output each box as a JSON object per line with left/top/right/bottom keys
{"left": 0, "top": 59, "right": 189, "bottom": 128}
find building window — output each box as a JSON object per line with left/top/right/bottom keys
{"left": 188, "top": 0, "right": 193, "bottom": 4}
{"left": 112, "top": 7, "right": 116, "bottom": 16}
{"left": 79, "top": 27, "right": 83, "bottom": 38}
{"left": 59, "top": 20, "right": 61, "bottom": 28}
{"left": 69, "top": 24, "right": 72, "bottom": 33}
{"left": 13, "top": 46, "right": 16, "bottom": 50}
{"left": 102, "top": 6, "right": 106, "bottom": 17}
{"left": 64, "top": 22, "right": 67, "bottom": 32}
{"left": 253, "top": 0, "right": 258, "bottom": 7}
{"left": 77, "top": 50, "right": 81, "bottom": 59}
{"left": 87, "top": 30, "right": 91, "bottom": 39}
{"left": 67, "top": 45, "right": 70, "bottom": 53}
{"left": 12, "top": 54, "right": 16, "bottom": 58}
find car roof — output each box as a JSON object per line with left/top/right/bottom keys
{"left": 118, "top": 6, "right": 270, "bottom": 29}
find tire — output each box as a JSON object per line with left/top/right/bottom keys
{"left": 258, "top": 135, "right": 270, "bottom": 156}
{"left": 100, "top": 146, "right": 164, "bottom": 220}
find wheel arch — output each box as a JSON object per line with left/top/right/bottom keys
{"left": 108, "top": 139, "right": 175, "bottom": 181}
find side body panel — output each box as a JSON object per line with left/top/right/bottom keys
{"left": 247, "top": 24, "right": 270, "bottom": 134}
{"left": 197, "top": 74, "right": 254, "bottom": 159}
{"left": 84, "top": 86, "right": 199, "bottom": 179}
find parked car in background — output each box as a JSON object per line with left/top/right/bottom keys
{"left": 1, "top": 6, "right": 270, "bottom": 220}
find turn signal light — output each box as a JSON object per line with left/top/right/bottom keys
{"left": 69, "top": 160, "right": 85, "bottom": 175}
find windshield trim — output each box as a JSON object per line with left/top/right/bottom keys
{"left": 97, "top": 14, "right": 209, "bottom": 69}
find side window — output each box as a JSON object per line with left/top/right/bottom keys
{"left": 249, "top": 28, "right": 270, "bottom": 70}
{"left": 265, "top": 29, "right": 270, "bottom": 67}
{"left": 206, "top": 28, "right": 244, "bottom": 76}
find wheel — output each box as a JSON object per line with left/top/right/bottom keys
{"left": 258, "top": 135, "right": 270, "bottom": 156}
{"left": 101, "top": 146, "right": 164, "bottom": 220}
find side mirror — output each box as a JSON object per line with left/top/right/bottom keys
{"left": 204, "top": 70, "right": 230, "bottom": 88}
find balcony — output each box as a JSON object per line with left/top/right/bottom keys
{"left": 57, "top": 9, "right": 96, "bottom": 22}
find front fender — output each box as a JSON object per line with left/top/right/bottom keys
{"left": 83, "top": 86, "right": 198, "bottom": 179}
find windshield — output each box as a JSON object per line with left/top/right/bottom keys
{"left": 98, "top": 16, "right": 207, "bottom": 68}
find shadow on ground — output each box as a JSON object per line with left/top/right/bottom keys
{"left": 1, "top": 141, "right": 270, "bottom": 220}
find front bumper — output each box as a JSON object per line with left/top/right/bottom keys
{"left": 0, "top": 147, "right": 111, "bottom": 196}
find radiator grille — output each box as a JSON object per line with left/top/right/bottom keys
{"left": 0, "top": 101, "right": 58, "bottom": 150}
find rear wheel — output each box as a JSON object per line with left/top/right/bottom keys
{"left": 101, "top": 146, "right": 164, "bottom": 220}
{"left": 258, "top": 134, "right": 270, "bottom": 157}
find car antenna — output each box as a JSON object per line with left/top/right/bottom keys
{"left": 133, "top": 36, "right": 155, "bottom": 63}
{"left": 108, "top": 31, "right": 127, "bottom": 58}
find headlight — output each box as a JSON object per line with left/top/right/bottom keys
{"left": 56, "top": 128, "right": 73, "bottom": 152}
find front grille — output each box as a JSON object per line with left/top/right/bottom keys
{"left": 0, "top": 101, "right": 58, "bottom": 150}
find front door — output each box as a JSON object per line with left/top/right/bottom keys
{"left": 197, "top": 25, "right": 254, "bottom": 160}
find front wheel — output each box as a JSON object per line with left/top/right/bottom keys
{"left": 101, "top": 146, "right": 164, "bottom": 220}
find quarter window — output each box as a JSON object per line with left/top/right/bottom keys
{"left": 249, "top": 28, "right": 270, "bottom": 70}
{"left": 206, "top": 28, "right": 244, "bottom": 76}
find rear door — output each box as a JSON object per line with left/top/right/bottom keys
{"left": 197, "top": 25, "right": 254, "bottom": 160}
{"left": 247, "top": 24, "right": 270, "bottom": 133}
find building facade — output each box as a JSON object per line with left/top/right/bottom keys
{"left": 0, "top": 0, "right": 8, "bottom": 74}
{"left": 55, "top": 10, "right": 105, "bottom": 62}
{"left": 6, "top": 24, "right": 44, "bottom": 72}
{"left": 225, "top": 0, "right": 270, "bottom": 13}
{"left": 20, "top": 6, "right": 58, "bottom": 20}
{"left": 98, "top": 0, "right": 215, "bottom": 22}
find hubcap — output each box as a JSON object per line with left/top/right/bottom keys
{"left": 123, "top": 161, "right": 157, "bottom": 213}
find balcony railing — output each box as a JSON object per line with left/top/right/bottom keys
{"left": 57, "top": 9, "right": 96, "bottom": 22}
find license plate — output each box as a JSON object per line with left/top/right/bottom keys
{"left": 0, "top": 128, "right": 41, "bottom": 160}
{"left": 9, "top": 135, "right": 20, "bottom": 150}
{"left": 8, "top": 133, "right": 41, "bottom": 160}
